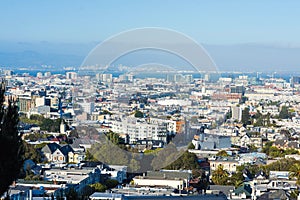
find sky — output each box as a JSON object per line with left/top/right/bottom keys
{"left": 1, "top": 0, "right": 299, "bottom": 44}
{"left": 1, "top": 1, "right": 300, "bottom": 71}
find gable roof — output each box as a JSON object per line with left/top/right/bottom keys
{"left": 269, "top": 189, "right": 287, "bottom": 199}
{"left": 258, "top": 189, "right": 288, "bottom": 200}
{"left": 41, "top": 143, "right": 61, "bottom": 154}
{"left": 233, "top": 184, "right": 252, "bottom": 197}
{"left": 71, "top": 138, "right": 94, "bottom": 149}
{"left": 255, "top": 170, "right": 267, "bottom": 179}
{"left": 209, "top": 185, "right": 235, "bottom": 196}
{"left": 41, "top": 143, "right": 74, "bottom": 156}
{"left": 60, "top": 144, "right": 74, "bottom": 155}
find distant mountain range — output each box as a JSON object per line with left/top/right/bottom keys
{"left": 1, "top": 41, "right": 300, "bottom": 73}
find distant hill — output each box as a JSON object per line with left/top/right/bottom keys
{"left": 1, "top": 41, "right": 300, "bottom": 72}
{"left": 0, "top": 51, "right": 84, "bottom": 68}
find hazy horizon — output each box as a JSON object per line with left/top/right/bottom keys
{"left": 1, "top": 1, "right": 300, "bottom": 72}
{"left": 1, "top": 41, "right": 300, "bottom": 72}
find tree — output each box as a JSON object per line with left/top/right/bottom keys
{"left": 190, "top": 169, "right": 209, "bottom": 193}
{"left": 241, "top": 107, "right": 250, "bottom": 125}
{"left": 101, "top": 110, "right": 112, "bottom": 115}
{"left": 105, "top": 179, "right": 119, "bottom": 189}
{"left": 266, "top": 158, "right": 298, "bottom": 173}
{"left": 216, "top": 150, "right": 229, "bottom": 157}
{"left": 262, "top": 141, "right": 274, "bottom": 155}
{"left": 225, "top": 109, "right": 232, "bottom": 120}
{"left": 289, "top": 163, "right": 300, "bottom": 185}
{"left": 85, "top": 150, "right": 98, "bottom": 162}
{"left": 164, "top": 151, "right": 199, "bottom": 170}
{"left": 279, "top": 105, "right": 290, "bottom": 119}
{"left": 90, "top": 183, "right": 107, "bottom": 192}
{"left": 192, "top": 169, "right": 204, "bottom": 178}
{"left": 23, "top": 141, "right": 42, "bottom": 163}
{"left": 69, "top": 130, "right": 79, "bottom": 138}
{"left": 211, "top": 165, "right": 229, "bottom": 185}
{"left": 247, "top": 144, "right": 258, "bottom": 153}
{"left": 65, "top": 188, "right": 78, "bottom": 200}
{"left": 30, "top": 114, "right": 44, "bottom": 121}
{"left": 290, "top": 189, "right": 300, "bottom": 199}
{"left": 80, "top": 185, "right": 95, "bottom": 199}
{"left": 187, "top": 142, "right": 195, "bottom": 149}
{"left": 134, "top": 110, "right": 144, "bottom": 118}
{"left": 105, "top": 130, "right": 124, "bottom": 145}
{"left": 0, "top": 82, "right": 24, "bottom": 196}
{"left": 268, "top": 146, "right": 284, "bottom": 158}
{"left": 40, "top": 118, "right": 62, "bottom": 132}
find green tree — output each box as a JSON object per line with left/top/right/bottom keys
{"left": 254, "top": 117, "right": 264, "bottom": 127}
{"left": 85, "top": 150, "right": 98, "bottom": 162}
{"left": 101, "top": 110, "right": 112, "bottom": 115}
{"left": 0, "top": 82, "right": 24, "bottom": 196}
{"left": 134, "top": 110, "right": 144, "bottom": 118}
{"left": 289, "top": 163, "right": 300, "bottom": 185}
{"left": 80, "top": 185, "right": 95, "bottom": 199}
{"left": 266, "top": 158, "right": 299, "bottom": 174}
{"left": 30, "top": 114, "right": 44, "bottom": 121}
{"left": 65, "top": 188, "right": 78, "bottom": 200}
{"left": 35, "top": 142, "right": 48, "bottom": 149}
{"left": 105, "top": 179, "right": 119, "bottom": 189}
{"left": 279, "top": 105, "right": 290, "bottom": 119}
{"left": 268, "top": 146, "right": 283, "bottom": 158}
{"left": 187, "top": 142, "right": 195, "bottom": 149}
{"left": 247, "top": 144, "right": 258, "bottom": 153}
{"left": 226, "top": 109, "right": 232, "bottom": 120}
{"left": 262, "top": 141, "right": 274, "bottom": 155}
{"left": 105, "top": 130, "right": 124, "bottom": 145}
{"left": 216, "top": 150, "right": 229, "bottom": 157}
{"left": 69, "top": 130, "right": 79, "bottom": 138}
{"left": 23, "top": 141, "right": 42, "bottom": 163}
{"left": 290, "top": 189, "right": 299, "bottom": 199}
{"left": 90, "top": 183, "right": 107, "bottom": 192}
{"left": 192, "top": 169, "right": 204, "bottom": 178}
{"left": 164, "top": 151, "right": 199, "bottom": 170}
{"left": 241, "top": 107, "right": 250, "bottom": 125}
{"left": 40, "top": 118, "right": 62, "bottom": 132}
{"left": 190, "top": 169, "right": 209, "bottom": 193}
{"left": 211, "top": 165, "right": 229, "bottom": 185}
{"left": 285, "top": 148, "right": 299, "bottom": 155}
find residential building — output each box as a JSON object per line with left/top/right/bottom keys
{"left": 133, "top": 170, "right": 192, "bottom": 190}
{"left": 209, "top": 157, "right": 239, "bottom": 173}
{"left": 192, "top": 133, "right": 231, "bottom": 150}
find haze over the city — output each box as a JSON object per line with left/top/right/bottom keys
{"left": 1, "top": 0, "right": 300, "bottom": 71}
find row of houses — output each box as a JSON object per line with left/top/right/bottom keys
{"left": 40, "top": 138, "right": 95, "bottom": 164}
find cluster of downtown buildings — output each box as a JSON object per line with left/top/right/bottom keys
{"left": 2, "top": 68, "right": 300, "bottom": 199}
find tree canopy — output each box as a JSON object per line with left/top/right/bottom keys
{"left": 164, "top": 151, "right": 199, "bottom": 170}
{"left": 211, "top": 165, "right": 229, "bottom": 185}
{"left": 0, "top": 82, "right": 24, "bottom": 196}
{"left": 216, "top": 150, "right": 229, "bottom": 157}
{"left": 241, "top": 107, "right": 250, "bottom": 125}
{"left": 20, "top": 114, "right": 64, "bottom": 132}
{"left": 134, "top": 110, "right": 144, "bottom": 118}
{"left": 279, "top": 105, "right": 291, "bottom": 119}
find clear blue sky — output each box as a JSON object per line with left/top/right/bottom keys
{"left": 1, "top": 0, "right": 300, "bottom": 45}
